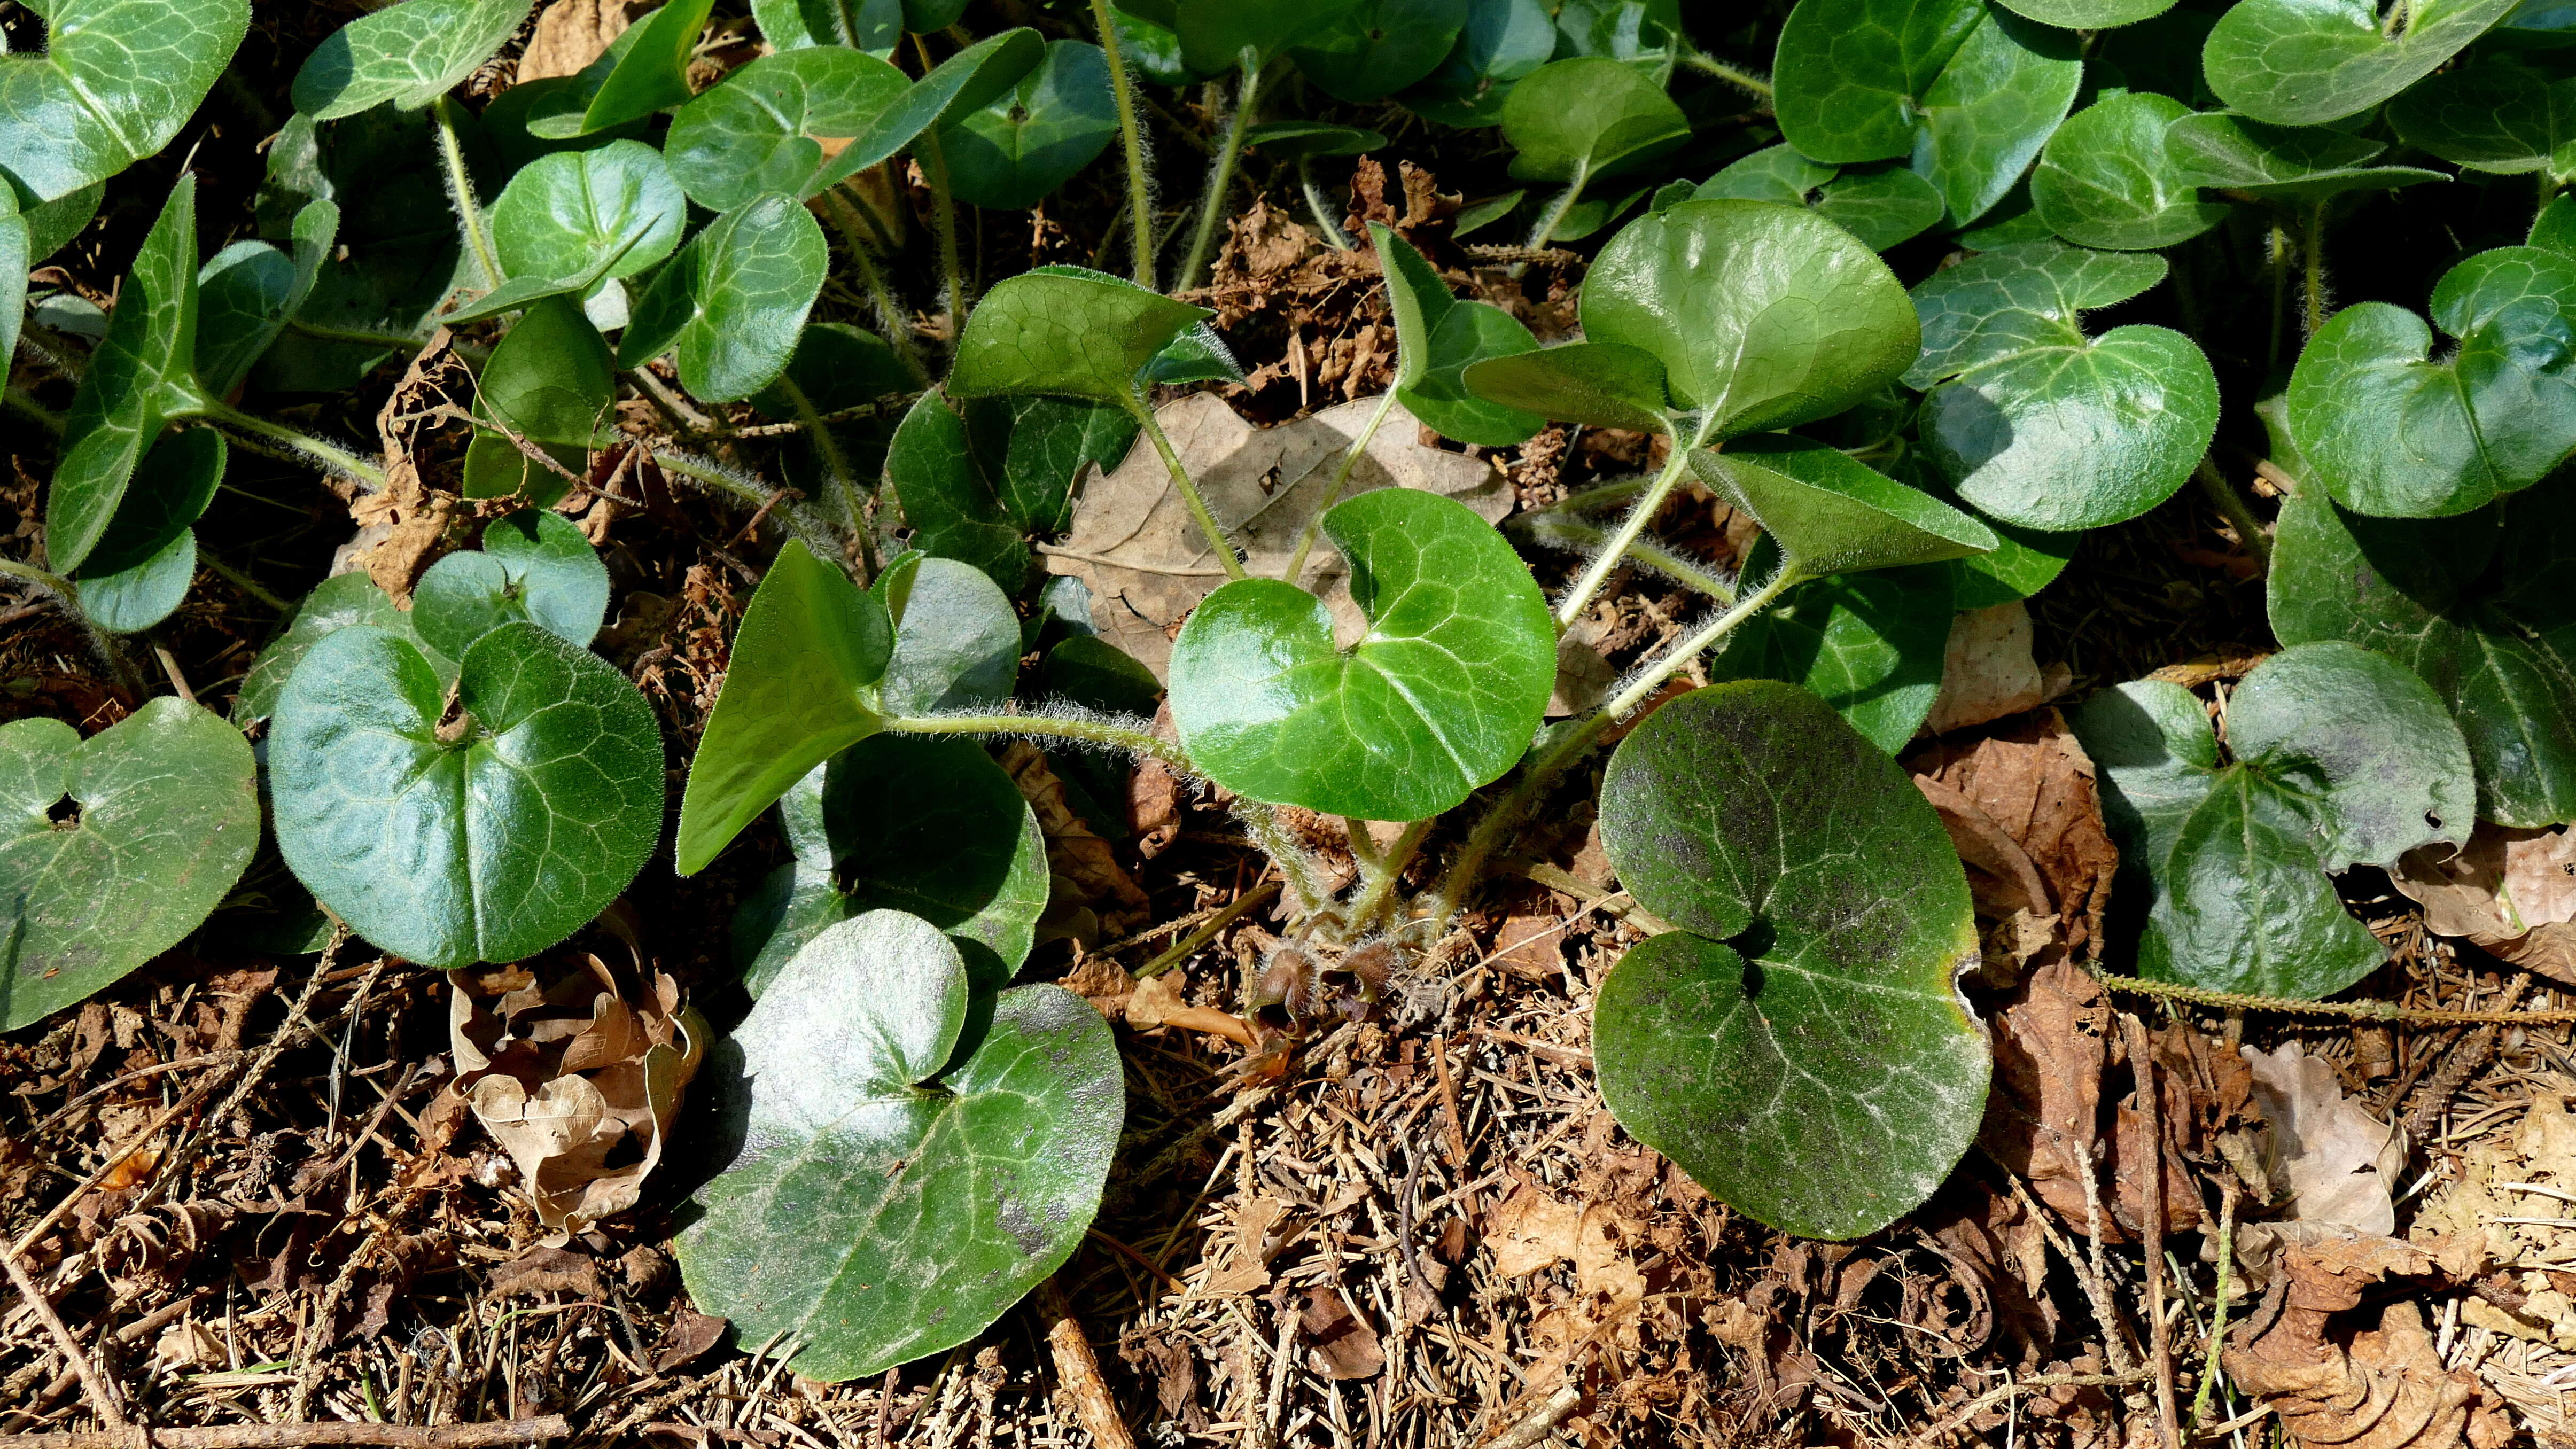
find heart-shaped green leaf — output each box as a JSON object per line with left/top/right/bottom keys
{"left": 676, "top": 540, "right": 895, "bottom": 874}
{"left": 2270, "top": 482, "right": 2576, "bottom": 827}
{"left": 2072, "top": 642, "right": 2474, "bottom": 998}
{"left": 754, "top": 0, "right": 904, "bottom": 51}
{"left": 2206, "top": 0, "right": 2521, "bottom": 127}
{"left": 1775, "top": 0, "right": 2081, "bottom": 227}
{"left": 877, "top": 553, "right": 1023, "bottom": 714}
{"left": 740, "top": 736, "right": 1047, "bottom": 992}
{"left": 478, "top": 295, "right": 617, "bottom": 450}
{"left": 411, "top": 511, "right": 612, "bottom": 660}
{"left": 71, "top": 428, "right": 224, "bottom": 635}
{"left": 948, "top": 265, "right": 1213, "bottom": 410}
{"left": 2164, "top": 110, "right": 2446, "bottom": 200}
{"left": 939, "top": 40, "right": 1120, "bottom": 211}
{"left": 491, "top": 142, "right": 687, "bottom": 288}
{"left": 568, "top": 0, "right": 715, "bottom": 134}
{"left": 1710, "top": 556, "right": 1956, "bottom": 752}
{"left": 675, "top": 910, "right": 1121, "bottom": 1383}
{"left": 1905, "top": 240, "right": 2218, "bottom": 529}
{"left": 888, "top": 393, "right": 1029, "bottom": 591}
{"left": 619, "top": 194, "right": 828, "bottom": 402}
{"left": 1, "top": 698, "right": 259, "bottom": 1030}
{"left": 1694, "top": 146, "right": 1945, "bottom": 251}
{"left": 0, "top": 0, "right": 249, "bottom": 202}
{"left": 1404, "top": 0, "right": 1554, "bottom": 127}
{"left": 50, "top": 176, "right": 209, "bottom": 574}
{"left": 1290, "top": 0, "right": 1467, "bottom": 102}
{"left": 292, "top": 0, "right": 529, "bottom": 120}
{"left": 1692, "top": 435, "right": 1998, "bottom": 576}
{"left": 1499, "top": 57, "right": 1690, "bottom": 184}
{"left": 1169, "top": 487, "right": 1552, "bottom": 821}
{"left": 196, "top": 199, "right": 338, "bottom": 400}
{"left": 2390, "top": 64, "right": 2576, "bottom": 178}
{"left": 665, "top": 47, "right": 911, "bottom": 212}
{"left": 1700, "top": 144, "right": 1838, "bottom": 205}
{"left": 2032, "top": 91, "right": 2230, "bottom": 251}
{"left": 1371, "top": 222, "right": 1545, "bottom": 447}
{"left": 232, "top": 572, "right": 419, "bottom": 724}
{"left": 886, "top": 390, "right": 1138, "bottom": 592}
{"left": 1593, "top": 680, "right": 1988, "bottom": 1241}
{"left": 1996, "top": 0, "right": 2173, "bottom": 26}
{"left": 824, "top": 28, "right": 1047, "bottom": 189}
{"left": 271, "top": 621, "right": 664, "bottom": 969}
{"left": 2286, "top": 245, "right": 2576, "bottom": 517}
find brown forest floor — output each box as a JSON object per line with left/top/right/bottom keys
{"left": 4, "top": 4, "right": 2570, "bottom": 1448}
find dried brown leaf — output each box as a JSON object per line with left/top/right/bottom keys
{"left": 1905, "top": 708, "right": 2118, "bottom": 963}
{"left": 2393, "top": 824, "right": 2576, "bottom": 985}
{"left": 1923, "top": 602, "right": 2067, "bottom": 736}
{"left": 2243, "top": 1042, "right": 2405, "bottom": 1237}
{"left": 1301, "top": 1286, "right": 1385, "bottom": 1381}
{"left": 517, "top": 0, "right": 638, "bottom": 83}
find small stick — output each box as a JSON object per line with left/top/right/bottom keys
{"left": 2074, "top": 1139, "right": 2139, "bottom": 1375}
{"left": 2122, "top": 1014, "right": 2180, "bottom": 1449}
{"left": 4, "top": 1417, "right": 571, "bottom": 1446}
{"left": 1037, "top": 1279, "right": 1138, "bottom": 1449}
{"left": 1135, "top": 881, "right": 1281, "bottom": 978}
{"left": 1433, "top": 1034, "right": 1467, "bottom": 1165}
{"left": 1, "top": 1234, "right": 129, "bottom": 1428}
{"left": 1485, "top": 1385, "right": 1581, "bottom": 1449}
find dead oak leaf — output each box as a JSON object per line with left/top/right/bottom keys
{"left": 2393, "top": 824, "right": 2576, "bottom": 986}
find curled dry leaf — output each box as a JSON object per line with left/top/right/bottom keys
{"left": 2242, "top": 1042, "right": 2406, "bottom": 1238}
{"left": 517, "top": 0, "right": 638, "bottom": 83}
{"left": 1906, "top": 707, "right": 2119, "bottom": 972}
{"left": 1922, "top": 601, "right": 2068, "bottom": 737}
{"left": 449, "top": 951, "right": 705, "bottom": 1243}
{"left": 2223, "top": 1233, "right": 2512, "bottom": 1449}
{"left": 1301, "top": 1286, "right": 1385, "bottom": 1381}
{"left": 1041, "top": 392, "right": 1510, "bottom": 679}
{"left": 1124, "top": 970, "right": 1256, "bottom": 1049}
{"left": 2393, "top": 824, "right": 2576, "bottom": 985}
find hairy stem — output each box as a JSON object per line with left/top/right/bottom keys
{"left": 777, "top": 375, "right": 866, "bottom": 532}
{"left": 649, "top": 447, "right": 839, "bottom": 556}
{"left": 1345, "top": 818, "right": 1433, "bottom": 935}
{"left": 200, "top": 404, "right": 386, "bottom": 490}
{"left": 433, "top": 97, "right": 503, "bottom": 292}
{"left": 1600, "top": 566, "right": 1801, "bottom": 718}
{"left": 820, "top": 190, "right": 930, "bottom": 384}
{"left": 1298, "top": 158, "right": 1352, "bottom": 250}
{"left": 1508, "top": 513, "right": 1736, "bottom": 604}
{"left": 1232, "top": 797, "right": 1334, "bottom": 917}
{"left": 1554, "top": 431, "right": 1690, "bottom": 629}
{"left": 910, "top": 64, "right": 971, "bottom": 333}
{"left": 2300, "top": 200, "right": 2329, "bottom": 337}
{"left": 2194, "top": 456, "right": 2271, "bottom": 571}
{"left": 1680, "top": 51, "right": 1772, "bottom": 102}
{"left": 1088, "top": 0, "right": 1158, "bottom": 288}
{"left": 2097, "top": 970, "right": 2576, "bottom": 1023}
{"left": 1524, "top": 165, "right": 1590, "bottom": 253}
{"left": 4, "top": 386, "right": 63, "bottom": 434}
{"left": 285, "top": 318, "right": 485, "bottom": 363}
{"left": 199, "top": 550, "right": 293, "bottom": 612}
{"left": 885, "top": 710, "right": 1189, "bottom": 766}
{"left": 1135, "top": 401, "right": 1248, "bottom": 580}
{"left": 1177, "top": 59, "right": 1265, "bottom": 293}
{"left": 1281, "top": 387, "right": 1399, "bottom": 582}
{"left": 0, "top": 559, "right": 135, "bottom": 690}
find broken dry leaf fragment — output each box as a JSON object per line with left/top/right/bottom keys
{"left": 2242, "top": 1042, "right": 2406, "bottom": 1239}
{"left": 2393, "top": 823, "right": 2576, "bottom": 985}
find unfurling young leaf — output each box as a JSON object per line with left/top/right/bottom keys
{"left": 0, "top": 699, "right": 260, "bottom": 1030}
{"left": 1591, "top": 681, "right": 1989, "bottom": 1241}
{"left": 676, "top": 911, "right": 1121, "bottom": 1382}
{"left": 0, "top": 0, "right": 250, "bottom": 201}
{"left": 270, "top": 622, "right": 665, "bottom": 970}
{"left": 1370, "top": 222, "right": 1545, "bottom": 447}
{"left": 2073, "top": 643, "right": 2475, "bottom": 999}
{"left": 1690, "top": 434, "right": 1998, "bottom": 577}
{"left": 1169, "top": 488, "right": 1553, "bottom": 822}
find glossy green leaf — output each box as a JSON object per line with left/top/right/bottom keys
{"left": 676, "top": 911, "right": 1121, "bottom": 1383}
{"left": 1499, "top": 57, "right": 1689, "bottom": 184}
{"left": 1701, "top": 144, "right": 1840, "bottom": 205}
{"left": 2390, "top": 65, "right": 2576, "bottom": 177}
{"left": 889, "top": 389, "right": 1137, "bottom": 591}
{"left": 1169, "top": 488, "right": 1552, "bottom": 821}
{"left": 2164, "top": 110, "right": 2447, "bottom": 200}
{"left": 1404, "top": 0, "right": 1554, "bottom": 126}
{"left": 1371, "top": 222, "right": 1545, "bottom": 447}
{"left": 1894, "top": 457, "right": 2076, "bottom": 606}
{"left": 665, "top": 48, "right": 912, "bottom": 212}
{"left": 0, "top": 699, "right": 258, "bottom": 1031}
{"left": 478, "top": 296, "right": 616, "bottom": 449}
{"left": 0, "top": 0, "right": 249, "bottom": 202}
{"left": 271, "top": 621, "right": 664, "bottom": 969}
{"left": 2270, "top": 484, "right": 2576, "bottom": 827}
{"left": 1814, "top": 166, "right": 1948, "bottom": 250}
{"left": 1692, "top": 435, "right": 1997, "bottom": 575}
{"left": 1710, "top": 556, "right": 1956, "bottom": 752}
{"left": 1458, "top": 341, "right": 1671, "bottom": 433}
{"left": 1290, "top": 0, "right": 1468, "bottom": 102}
{"left": 948, "top": 266, "right": 1212, "bottom": 408}
{"left": 1243, "top": 121, "right": 1386, "bottom": 159}
{"left": 756, "top": 0, "right": 904, "bottom": 51}
{"left": 972, "top": 397, "right": 1139, "bottom": 537}
{"left": 2286, "top": 245, "right": 2576, "bottom": 517}
{"left": 194, "top": 200, "right": 338, "bottom": 400}
{"left": 877, "top": 554, "right": 1022, "bottom": 715}
{"left": 2533, "top": 194, "right": 2576, "bottom": 258}
{"left": 2203, "top": 0, "right": 2520, "bottom": 126}
{"left": 19, "top": 180, "right": 100, "bottom": 262}
{"left": 740, "top": 736, "right": 1047, "bottom": 993}
{"left": 71, "top": 429, "right": 223, "bottom": 634}
{"left": 2072, "top": 643, "right": 2473, "bottom": 997}
{"left": 887, "top": 392, "right": 1031, "bottom": 593}
{"left": 1169, "top": 0, "right": 1359, "bottom": 75}
{"left": 619, "top": 194, "right": 828, "bottom": 402}
{"left": 939, "top": 41, "right": 1120, "bottom": 211}
{"left": 2033, "top": 91, "right": 2229, "bottom": 251}
{"left": 1905, "top": 240, "right": 2218, "bottom": 530}
{"left": 232, "top": 572, "right": 416, "bottom": 724}
{"left": 1996, "top": 0, "right": 2173, "bottom": 26}
{"left": 0, "top": 192, "right": 25, "bottom": 401}
{"left": 1912, "top": 6, "right": 2083, "bottom": 226}
{"left": 575, "top": 0, "right": 715, "bottom": 133}
{"left": 1593, "top": 680, "right": 1987, "bottom": 1241}
{"left": 826, "top": 28, "right": 1047, "bottom": 189}
{"left": 676, "top": 540, "right": 896, "bottom": 874}
{"left": 49, "top": 177, "right": 208, "bottom": 575}
{"left": 292, "top": 0, "right": 528, "bottom": 120}
{"left": 410, "top": 511, "right": 612, "bottom": 660}
{"left": 491, "top": 142, "right": 686, "bottom": 288}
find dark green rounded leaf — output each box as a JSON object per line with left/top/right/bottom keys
{"left": 676, "top": 911, "right": 1121, "bottom": 1383}
{"left": 948, "top": 266, "right": 1212, "bottom": 406}
{"left": 1172, "top": 0, "right": 1359, "bottom": 75}
{"left": 2270, "top": 483, "right": 2576, "bottom": 827}
{"left": 2202, "top": 0, "right": 2520, "bottom": 127}
{"left": 71, "top": 429, "right": 224, "bottom": 635}
{"left": 1594, "top": 680, "right": 1987, "bottom": 1241}
{"left": 1996, "top": 0, "right": 2173, "bottom": 26}
{"left": 877, "top": 554, "right": 1023, "bottom": 715}
{"left": 1814, "top": 165, "right": 1947, "bottom": 250}
{"left": 1500, "top": 57, "right": 1689, "bottom": 183}
{"left": 741, "top": 736, "right": 1047, "bottom": 992}
{"left": 0, "top": 699, "right": 259, "bottom": 1031}
{"left": 1371, "top": 222, "right": 1545, "bottom": 446}
{"left": 479, "top": 295, "right": 616, "bottom": 447}
{"left": 619, "top": 194, "right": 828, "bottom": 402}
{"left": 676, "top": 540, "right": 896, "bottom": 874}
{"left": 754, "top": 0, "right": 904, "bottom": 50}
{"left": 0, "top": 0, "right": 248, "bottom": 202}
{"left": 827, "top": 28, "right": 1047, "bottom": 189}
{"left": 196, "top": 199, "right": 337, "bottom": 399}
{"left": 2390, "top": 65, "right": 2576, "bottom": 177}
{"left": 1905, "top": 240, "right": 2217, "bottom": 530}
{"left": 1692, "top": 435, "right": 1997, "bottom": 575}
{"left": 2072, "top": 643, "right": 2473, "bottom": 997}
{"left": 1290, "top": 0, "right": 1467, "bottom": 102}
{"left": 1459, "top": 341, "right": 1670, "bottom": 434}
{"left": 21, "top": 181, "right": 103, "bottom": 262}
{"left": 888, "top": 392, "right": 1031, "bottom": 593}
{"left": 1170, "top": 488, "right": 1553, "bottom": 821}
{"left": 578, "top": 0, "right": 715, "bottom": 133}
{"left": 292, "top": 0, "right": 528, "bottom": 120}
{"left": 492, "top": 142, "right": 687, "bottom": 285}
{"left": 411, "top": 510, "right": 612, "bottom": 659}
{"left": 1699, "top": 144, "right": 1839, "bottom": 205}
{"left": 2286, "top": 246, "right": 2576, "bottom": 517}
{"left": 940, "top": 41, "right": 1120, "bottom": 211}
{"left": 2165, "top": 110, "right": 2448, "bottom": 200}
{"left": 272, "top": 622, "right": 664, "bottom": 969}
{"left": 1710, "top": 559, "right": 1956, "bottom": 752}
{"left": 1404, "top": 0, "right": 1554, "bottom": 127}
{"left": 665, "top": 48, "right": 912, "bottom": 212}
{"left": 2033, "top": 91, "right": 2229, "bottom": 251}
